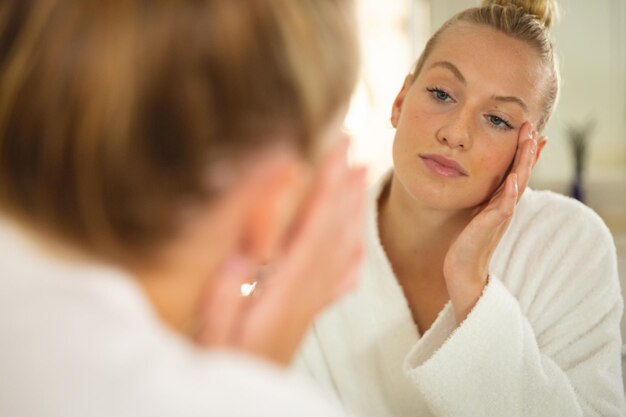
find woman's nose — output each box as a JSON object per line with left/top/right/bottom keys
{"left": 436, "top": 109, "right": 472, "bottom": 150}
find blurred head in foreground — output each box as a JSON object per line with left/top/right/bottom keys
{"left": 0, "top": 0, "right": 358, "bottom": 334}
{"left": 0, "top": 0, "right": 357, "bottom": 263}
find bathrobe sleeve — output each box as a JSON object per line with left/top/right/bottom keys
{"left": 404, "top": 203, "right": 625, "bottom": 417}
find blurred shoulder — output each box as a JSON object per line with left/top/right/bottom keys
{"left": 174, "top": 352, "right": 349, "bottom": 417}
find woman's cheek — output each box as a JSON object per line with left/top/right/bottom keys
{"left": 480, "top": 134, "right": 517, "bottom": 167}
{"left": 474, "top": 151, "right": 511, "bottom": 191}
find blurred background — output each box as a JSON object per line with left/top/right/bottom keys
{"left": 346, "top": 0, "right": 626, "bottom": 385}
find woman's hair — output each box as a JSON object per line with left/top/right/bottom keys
{"left": 411, "top": 0, "right": 559, "bottom": 132}
{"left": 0, "top": 0, "right": 358, "bottom": 261}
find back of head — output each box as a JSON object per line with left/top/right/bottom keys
{"left": 412, "top": 0, "right": 559, "bottom": 132}
{"left": 0, "top": 0, "right": 358, "bottom": 262}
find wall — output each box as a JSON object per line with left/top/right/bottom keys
{"left": 348, "top": 0, "right": 431, "bottom": 181}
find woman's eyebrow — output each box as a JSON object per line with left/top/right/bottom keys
{"left": 492, "top": 95, "right": 528, "bottom": 113}
{"left": 427, "top": 61, "right": 466, "bottom": 85}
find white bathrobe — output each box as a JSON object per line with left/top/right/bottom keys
{"left": 0, "top": 218, "right": 347, "bottom": 417}
{"left": 295, "top": 174, "right": 625, "bottom": 417}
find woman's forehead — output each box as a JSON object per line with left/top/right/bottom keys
{"left": 422, "top": 23, "right": 548, "bottom": 110}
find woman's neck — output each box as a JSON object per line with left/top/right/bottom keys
{"left": 377, "top": 173, "right": 474, "bottom": 282}
{"left": 130, "top": 204, "right": 240, "bottom": 340}
{"left": 131, "top": 223, "right": 234, "bottom": 340}
{"left": 134, "top": 258, "right": 215, "bottom": 338}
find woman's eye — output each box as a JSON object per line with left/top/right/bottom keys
{"left": 435, "top": 90, "right": 449, "bottom": 101}
{"left": 487, "top": 115, "right": 513, "bottom": 131}
{"left": 427, "top": 88, "right": 453, "bottom": 102}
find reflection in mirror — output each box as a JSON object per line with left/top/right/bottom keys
{"left": 297, "top": 1, "right": 626, "bottom": 416}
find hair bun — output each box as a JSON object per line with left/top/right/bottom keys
{"left": 481, "top": 0, "right": 558, "bottom": 29}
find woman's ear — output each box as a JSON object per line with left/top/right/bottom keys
{"left": 533, "top": 136, "right": 548, "bottom": 168}
{"left": 238, "top": 151, "right": 307, "bottom": 263}
{"left": 390, "top": 75, "right": 413, "bottom": 128}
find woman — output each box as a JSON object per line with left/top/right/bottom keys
{"left": 0, "top": 0, "right": 364, "bottom": 416}
{"left": 296, "top": 1, "right": 625, "bottom": 416}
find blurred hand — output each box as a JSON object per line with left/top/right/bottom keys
{"left": 196, "top": 138, "right": 367, "bottom": 365}
{"left": 443, "top": 122, "right": 544, "bottom": 324}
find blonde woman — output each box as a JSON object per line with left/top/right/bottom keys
{"left": 296, "top": 1, "right": 625, "bottom": 416}
{"left": 0, "top": 0, "right": 365, "bottom": 416}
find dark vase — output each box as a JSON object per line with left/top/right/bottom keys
{"left": 570, "top": 172, "right": 584, "bottom": 203}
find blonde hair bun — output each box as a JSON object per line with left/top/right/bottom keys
{"left": 482, "top": 0, "right": 558, "bottom": 29}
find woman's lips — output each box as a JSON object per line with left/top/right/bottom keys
{"left": 419, "top": 154, "right": 468, "bottom": 178}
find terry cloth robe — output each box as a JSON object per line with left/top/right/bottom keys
{"left": 295, "top": 172, "right": 625, "bottom": 417}
{"left": 0, "top": 217, "right": 349, "bottom": 417}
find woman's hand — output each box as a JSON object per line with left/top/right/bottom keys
{"left": 443, "top": 122, "right": 543, "bottom": 324}
{"left": 196, "top": 138, "right": 367, "bottom": 366}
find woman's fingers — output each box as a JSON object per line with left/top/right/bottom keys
{"left": 271, "top": 150, "right": 365, "bottom": 308}
{"left": 478, "top": 123, "right": 530, "bottom": 208}
{"left": 230, "top": 154, "right": 365, "bottom": 364}
{"left": 471, "top": 123, "right": 537, "bottom": 237}
{"left": 330, "top": 168, "right": 367, "bottom": 299}
{"left": 508, "top": 122, "right": 533, "bottom": 177}
{"left": 470, "top": 173, "right": 518, "bottom": 242}
{"left": 489, "top": 173, "right": 518, "bottom": 224}
{"left": 196, "top": 137, "right": 367, "bottom": 365}
{"left": 513, "top": 133, "right": 538, "bottom": 203}
{"left": 284, "top": 138, "right": 350, "bottom": 252}
{"left": 293, "top": 164, "right": 365, "bottom": 301}
{"left": 501, "top": 121, "right": 538, "bottom": 204}
{"left": 196, "top": 256, "right": 252, "bottom": 347}
{"left": 332, "top": 253, "right": 364, "bottom": 299}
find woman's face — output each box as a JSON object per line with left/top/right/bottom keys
{"left": 391, "top": 23, "right": 547, "bottom": 211}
